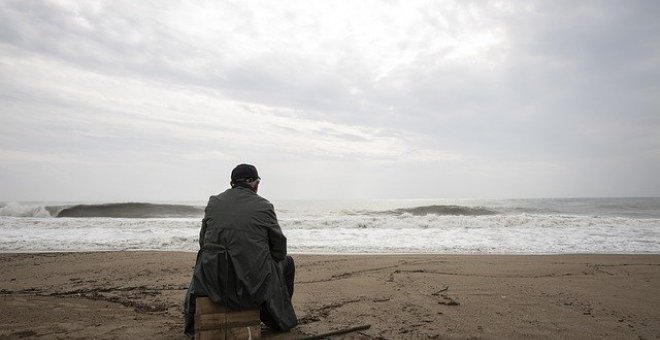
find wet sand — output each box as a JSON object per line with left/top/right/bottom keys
{"left": 1, "top": 252, "right": 659, "bottom": 339}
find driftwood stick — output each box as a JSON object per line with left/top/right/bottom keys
{"left": 431, "top": 286, "right": 449, "bottom": 296}
{"left": 296, "top": 324, "right": 371, "bottom": 340}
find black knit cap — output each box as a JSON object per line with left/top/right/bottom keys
{"left": 231, "top": 164, "right": 260, "bottom": 183}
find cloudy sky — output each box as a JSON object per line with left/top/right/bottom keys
{"left": 0, "top": 0, "right": 659, "bottom": 201}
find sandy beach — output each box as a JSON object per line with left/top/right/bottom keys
{"left": 1, "top": 252, "right": 659, "bottom": 339}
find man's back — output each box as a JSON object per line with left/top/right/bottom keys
{"left": 196, "top": 186, "right": 286, "bottom": 307}
{"left": 184, "top": 165, "right": 297, "bottom": 337}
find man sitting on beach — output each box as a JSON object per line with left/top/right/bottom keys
{"left": 184, "top": 164, "right": 297, "bottom": 337}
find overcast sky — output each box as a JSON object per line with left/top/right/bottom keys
{"left": 1, "top": 0, "right": 659, "bottom": 201}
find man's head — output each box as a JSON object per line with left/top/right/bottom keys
{"left": 230, "top": 164, "right": 261, "bottom": 192}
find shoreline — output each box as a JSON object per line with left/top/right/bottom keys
{"left": 3, "top": 250, "right": 660, "bottom": 255}
{"left": 1, "top": 252, "right": 659, "bottom": 339}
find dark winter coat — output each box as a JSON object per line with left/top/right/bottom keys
{"left": 184, "top": 185, "right": 297, "bottom": 335}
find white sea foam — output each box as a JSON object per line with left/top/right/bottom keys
{"left": 0, "top": 217, "right": 200, "bottom": 252}
{"left": 1, "top": 212, "right": 659, "bottom": 253}
{"left": 0, "top": 202, "right": 52, "bottom": 218}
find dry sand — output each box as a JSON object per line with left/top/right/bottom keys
{"left": 1, "top": 252, "right": 659, "bottom": 339}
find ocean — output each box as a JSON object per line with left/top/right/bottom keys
{"left": 1, "top": 197, "right": 659, "bottom": 254}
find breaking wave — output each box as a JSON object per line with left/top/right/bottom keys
{"left": 0, "top": 202, "right": 52, "bottom": 218}
{"left": 56, "top": 203, "right": 204, "bottom": 218}
{"left": 1, "top": 198, "right": 660, "bottom": 253}
{"left": 1, "top": 202, "right": 497, "bottom": 218}
{"left": 383, "top": 205, "right": 497, "bottom": 216}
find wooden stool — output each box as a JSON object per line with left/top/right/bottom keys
{"left": 195, "top": 297, "right": 261, "bottom": 340}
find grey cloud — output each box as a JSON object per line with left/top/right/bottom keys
{"left": 316, "top": 127, "right": 368, "bottom": 142}
{"left": 1, "top": 0, "right": 659, "bottom": 200}
{"left": 1, "top": 1, "right": 204, "bottom": 86}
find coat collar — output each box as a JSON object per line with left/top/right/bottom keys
{"left": 232, "top": 182, "right": 257, "bottom": 193}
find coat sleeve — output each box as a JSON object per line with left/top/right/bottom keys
{"left": 199, "top": 217, "right": 209, "bottom": 248}
{"left": 199, "top": 198, "right": 213, "bottom": 248}
{"left": 265, "top": 204, "right": 287, "bottom": 261}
